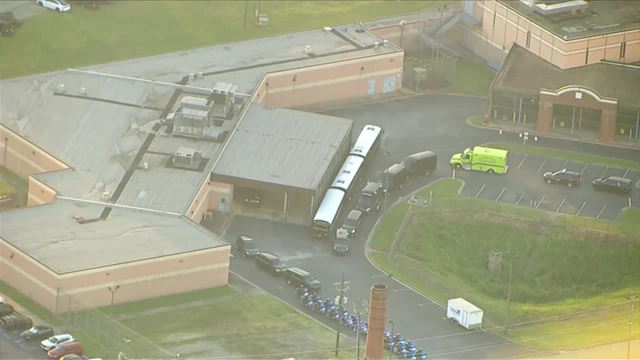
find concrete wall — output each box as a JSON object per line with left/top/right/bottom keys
{"left": 0, "top": 237, "right": 230, "bottom": 313}
{"left": 27, "top": 176, "right": 57, "bottom": 206}
{"left": 254, "top": 52, "right": 404, "bottom": 108}
{"left": 479, "top": 0, "right": 640, "bottom": 69}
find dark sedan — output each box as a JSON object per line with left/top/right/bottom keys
{"left": 20, "top": 325, "right": 54, "bottom": 342}
{"left": 592, "top": 176, "right": 632, "bottom": 194}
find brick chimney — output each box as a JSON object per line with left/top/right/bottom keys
{"left": 364, "top": 283, "right": 388, "bottom": 360}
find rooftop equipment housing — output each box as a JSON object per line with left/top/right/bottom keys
{"left": 172, "top": 147, "right": 203, "bottom": 169}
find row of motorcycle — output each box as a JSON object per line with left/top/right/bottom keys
{"left": 296, "top": 286, "right": 428, "bottom": 359}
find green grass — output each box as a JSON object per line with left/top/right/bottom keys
{"left": 468, "top": 116, "right": 486, "bottom": 126}
{"left": 102, "top": 285, "right": 237, "bottom": 317}
{"left": 484, "top": 142, "right": 640, "bottom": 170}
{"left": 369, "top": 178, "right": 640, "bottom": 350}
{"left": 0, "top": 1, "right": 437, "bottom": 79}
{"left": 451, "top": 58, "right": 496, "bottom": 96}
{"left": 121, "top": 294, "right": 357, "bottom": 359}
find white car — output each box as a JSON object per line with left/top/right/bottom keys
{"left": 40, "top": 334, "right": 75, "bottom": 351}
{"left": 0, "top": 296, "right": 4, "bottom": 304}
{"left": 37, "top": 0, "right": 71, "bottom": 12}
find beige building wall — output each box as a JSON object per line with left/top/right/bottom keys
{"left": 27, "top": 176, "right": 57, "bottom": 206}
{"left": 0, "top": 237, "right": 230, "bottom": 314}
{"left": 478, "top": 0, "right": 640, "bottom": 69}
{"left": 255, "top": 52, "right": 404, "bottom": 108}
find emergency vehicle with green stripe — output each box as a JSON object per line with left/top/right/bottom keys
{"left": 450, "top": 146, "right": 508, "bottom": 174}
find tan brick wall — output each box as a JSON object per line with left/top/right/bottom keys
{"left": 27, "top": 176, "right": 57, "bottom": 206}
{"left": 0, "top": 125, "right": 68, "bottom": 178}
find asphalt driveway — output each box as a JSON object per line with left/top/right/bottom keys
{"left": 227, "top": 216, "right": 523, "bottom": 359}
{"left": 455, "top": 152, "right": 639, "bottom": 220}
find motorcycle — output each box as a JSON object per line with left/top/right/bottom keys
{"left": 418, "top": 350, "right": 427, "bottom": 360}
{"left": 403, "top": 350, "right": 417, "bottom": 360}
{"left": 295, "top": 286, "right": 308, "bottom": 296}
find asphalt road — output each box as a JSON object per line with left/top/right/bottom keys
{"left": 0, "top": 328, "right": 46, "bottom": 360}
{"left": 227, "top": 94, "right": 640, "bottom": 359}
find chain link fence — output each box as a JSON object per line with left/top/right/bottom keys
{"left": 54, "top": 289, "right": 176, "bottom": 359}
{"left": 404, "top": 49, "right": 458, "bottom": 92}
{"left": 385, "top": 193, "right": 640, "bottom": 339}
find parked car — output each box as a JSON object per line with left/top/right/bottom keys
{"left": 357, "top": 182, "right": 382, "bottom": 214}
{"left": 340, "top": 210, "right": 362, "bottom": 237}
{"left": 0, "top": 303, "right": 14, "bottom": 316}
{"left": 403, "top": 150, "right": 438, "bottom": 176}
{"left": 333, "top": 229, "right": 350, "bottom": 256}
{"left": 255, "top": 252, "right": 287, "bottom": 275}
{"left": 47, "top": 341, "right": 84, "bottom": 359}
{"left": 592, "top": 176, "right": 633, "bottom": 194}
{"left": 21, "top": 325, "right": 55, "bottom": 342}
{"left": 0, "top": 315, "right": 33, "bottom": 331}
{"left": 284, "top": 267, "right": 321, "bottom": 291}
{"left": 235, "top": 235, "right": 260, "bottom": 258}
{"left": 543, "top": 169, "right": 581, "bottom": 187}
{"left": 41, "top": 334, "right": 75, "bottom": 351}
{"left": 37, "top": 0, "right": 71, "bottom": 12}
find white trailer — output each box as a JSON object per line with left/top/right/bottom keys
{"left": 446, "top": 298, "right": 483, "bottom": 330}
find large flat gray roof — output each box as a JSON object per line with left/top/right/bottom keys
{"left": 0, "top": 198, "right": 227, "bottom": 274}
{"left": 211, "top": 104, "right": 353, "bottom": 192}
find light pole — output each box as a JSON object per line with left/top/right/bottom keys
{"left": 627, "top": 295, "right": 639, "bottom": 360}
{"left": 105, "top": 285, "right": 120, "bottom": 359}
{"left": 387, "top": 319, "right": 395, "bottom": 360}
{"left": 354, "top": 298, "right": 368, "bottom": 360}
{"left": 504, "top": 254, "right": 517, "bottom": 334}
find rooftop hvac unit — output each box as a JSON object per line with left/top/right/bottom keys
{"left": 173, "top": 147, "right": 202, "bottom": 168}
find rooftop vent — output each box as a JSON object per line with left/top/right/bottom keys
{"left": 172, "top": 147, "right": 202, "bottom": 169}
{"left": 166, "top": 147, "right": 210, "bottom": 172}
{"left": 209, "top": 82, "right": 238, "bottom": 119}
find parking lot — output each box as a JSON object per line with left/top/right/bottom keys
{"left": 0, "top": 328, "right": 45, "bottom": 360}
{"left": 456, "top": 152, "right": 640, "bottom": 220}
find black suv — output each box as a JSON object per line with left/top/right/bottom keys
{"left": 0, "top": 315, "right": 32, "bottom": 331}
{"left": 255, "top": 252, "right": 287, "bottom": 275}
{"left": 357, "top": 182, "right": 382, "bottom": 214}
{"left": 235, "top": 235, "right": 260, "bottom": 258}
{"left": 284, "top": 267, "right": 321, "bottom": 291}
{"left": 592, "top": 176, "right": 633, "bottom": 194}
{"left": 341, "top": 210, "right": 362, "bottom": 236}
{"left": 543, "top": 169, "right": 581, "bottom": 187}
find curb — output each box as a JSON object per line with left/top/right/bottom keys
{"left": 465, "top": 117, "right": 640, "bottom": 151}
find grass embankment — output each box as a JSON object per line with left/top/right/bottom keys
{"left": 370, "top": 177, "right": 640, "bottom": 350}
{"left": 0, "top": 166, "right": 27, "bottom": 205}
{"left": 0, "top": 280, "right": 355, "bottom": 359}
{"left": 0, "top": 0, "right": 434, "bottom": 79}
{"left": 451, "top": 58, "right": 496, "bottom": 96}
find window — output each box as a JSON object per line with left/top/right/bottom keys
{"left": 585, "top": 48, "right": 590, "bottom": 64}
{"left": 620, "top": 42, "right": 627, "bottom": 58}
{"left": 526, "top": 31, "right": 532, "bottom": 48}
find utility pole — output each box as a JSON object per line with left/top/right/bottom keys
{"left": 627, "top": 295, "right": 639, "bottom": 360}
{"left": 243, "top": 0, "right": 248, "bottom": 29}
{"left": 354, "top": 298, "right": 369, "bottom": 360}
{"left": 334, "top": 274, "right": 350, "bottom": 358}
{"left": 387, "top": 319, "right": 395, "bottom": 360}
{"left": 504, "top": 254, "right": 517, "bottom": 334}
{"left": 105, "top": 285, "right": 120, "bottom": 360}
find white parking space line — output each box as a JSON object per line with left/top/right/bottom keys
{"left": 600, "top": 166, "right": 609, "bottom": 177}
{"left": 576, "top": 202, "right": 586, "bottom": 216}
{"left": 537, "top": 158, "right": 548, "bottom": 173}
{"left": 517, "top": 154, "right": 528, "bottom": 169}
{"left": 515, "top": 192, "right": 525, "bottom": 206}
{"left": 561, "top": 160, "right": 568, "bottom": 169}
{"left": 496, "top": 188, "right": 506, "bottom": 202}
{"left": 580, "top": 164, "right": 589, "bottom": 174}
{"left": 535, "top": 195, "right": 545, "bottom": 209}
{"left": 556, "top": 198, "right": 566, "bottom": 213}
{"left": 475, "top": 184, "right": 486, "bottom": 198}
{"left": 623, "top": 169, "right": 630, "bottom": 178}
{"left": 597, "top": 205, "right": 607, "bottom": 219}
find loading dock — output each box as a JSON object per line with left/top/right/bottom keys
{"left": 210, "top": 104, "right": 353, "bottom": 225}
